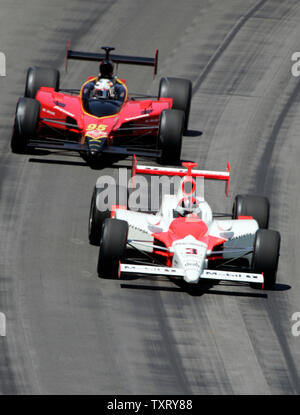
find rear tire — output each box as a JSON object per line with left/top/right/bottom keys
{"left": 11, "top": 97, "right": 40, "bottom": 153}
{"left": 232, "top": 194, "right": 270, "bottom": 229}
{"left": 158, "top": 109, "right": 184, "bottom": 165}
{"left": 97, "top": 219, "right": 128, "bottom": 279}
{"left": 24, "top": 66, "right": 60, "bottom": 98}
{"left": 251, "top": 229, "right": 280, "bottom": 289}
{"left": 159, "top": 77, "right": 192, "bottom": 133}
{"left": 89, "top": 185, "right": 128, "bottom": 246}
{"left": 88, "top": 187, "right": 111, "bottom": 245}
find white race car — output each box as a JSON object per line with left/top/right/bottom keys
{"left": 89, "top": 158, "right": 280, "bottom": 289}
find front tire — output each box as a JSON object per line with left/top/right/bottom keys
{"left": 97, "top": 219, "right": 128, "bottom": 279}
{"left": 158, "top": 109, "right": 184, "bottom": 165}
{"left": 159, "top": 77, "right": 192, "bottom": 133}
{"left": 251, "top": 229, "right": 281, "bottom": 289}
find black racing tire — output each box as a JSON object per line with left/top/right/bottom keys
{"left": 232, "top": 194, "right": 270, "bottom": 229}
{"left": 97, "top": 219, "right": 128, "bottom": 279}
{"left": 251, "top": 229, "right": 281, "bottom": 289}
{"left": 11, "top": 97, "right": 40, "bottom": 153}
{"left": 88, "top": 187, "right": 111, "bottom": 246}
{"left": 88, "top": 185, "right": 128, "bottom": 246}
{"left": 158, "top": 109, "right": 184, "bottom": 165}
{"left": 24, "top": 66, "right": 60, "bottom": 98}
{"left": 158, "top": 77, "right": 192, "bottom": 133}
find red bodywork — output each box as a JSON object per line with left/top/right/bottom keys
{"left": 35, "top": 78, "right": 172, "bottom": 146}
{"left": 152, "top": 216, "right": 227, "bottom": 266}
{"left": 153, "top": 217, "right": 226, "bottom": 250}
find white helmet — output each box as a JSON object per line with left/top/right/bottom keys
{"left": 93, "top": 79, "right": 114, "bottom": 98}
{"left": 176, "top": 197, "right": 201, "bottom": 217}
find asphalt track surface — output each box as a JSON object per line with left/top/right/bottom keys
{"left": 0, "top": 0, "right": 300, "bottom": 394}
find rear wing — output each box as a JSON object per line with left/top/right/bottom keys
{"left": 66, "top": 41, "right": 159, "bottom": 76}
{"left": 131, "top": 155, "right": 231, "bottom": 196}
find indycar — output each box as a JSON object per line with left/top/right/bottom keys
{"left": 89, "top": 157, "right": 281, "bottom": 290}
{"left": 10, "top": 46, "right": 192, "bottom": 167}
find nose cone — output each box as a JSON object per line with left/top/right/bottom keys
{"left": 86, "top": 136, "right": 107, "bottom": 154}
{"left": 184, "top": 269, "right": 200, "bottom": 284}
{"left": 172, "top": 236, "right": 208, "bottom": 285}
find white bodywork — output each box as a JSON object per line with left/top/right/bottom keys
{"left": 112, "top": 184, "right": 262, "bottom": 285}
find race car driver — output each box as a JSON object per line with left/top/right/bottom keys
{"left": 175, "top": 197, "right": 213, "bottom": 224}
{"left": 82, "top": 58, "right": 126, "bottom": 106}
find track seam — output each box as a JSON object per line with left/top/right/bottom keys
{"left": 192, "top": 0, "right": 269, "bottom": 94}
{"left": 253, "top": 44, "right": 300, "bottom": 396}
{"left": 249, "top": 0, "right": 300, "bottom": 393}
{"left": 254, "top": 80, "right": 300, "bottom": 194}
{"left": 190, "top": 0, "right": 300, "bottom": 393}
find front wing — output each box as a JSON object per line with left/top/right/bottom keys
{"left": 27, "top": 140, "right": 161, "bottom": 159}
{"left": 120, "top": 264, "right": 264, "bottom": 286}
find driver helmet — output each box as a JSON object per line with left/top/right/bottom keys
{"left": 176, "top": 197, "right": 202, "bottom": 217}
{"left": 93, "top": 79, "right": 115, "bottom": 99}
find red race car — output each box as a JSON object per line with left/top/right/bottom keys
{"left": 11, "top": 46, "right": 192, "bottom": 167}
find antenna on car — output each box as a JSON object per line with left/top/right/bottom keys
{"left": 101, "top": 46, "right": 115, "bottom": 61}
{"left": 115, "top": 63, "right": 119, "bottom": 80}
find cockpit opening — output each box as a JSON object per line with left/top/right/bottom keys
{"left": 86, "top": 98, "right": 122, "bottom": 117}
